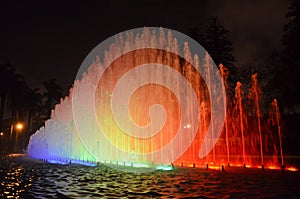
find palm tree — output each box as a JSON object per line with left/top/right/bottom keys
{"left": 0, "top": 63, "right": 28, "bottom": 131}
{"left": 43, "top": 79, "right": 63, "bottom": 118}
{"left": 8, "top": 76, "right": 31, "bottom": 121}
{"left": 23, "top": 88, "right": 43, "bottom": 132}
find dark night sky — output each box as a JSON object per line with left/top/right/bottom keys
{"left": 0, "top": 0, "right": 289, "bottom": 94}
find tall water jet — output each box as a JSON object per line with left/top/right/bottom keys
{"left": 269, "top": 99, "right": 284, "bottom": 167}
{"left": 219, "top": 64, "right": 230, "bottom": 166}
{"left": 248, "top": 74, "right": 263, "bottom": 168}
{"left": 203, "top": 53, "right": 216, "bottom": 164}
{"left": 235, "top": 82, "right": 246, "bottom": 166}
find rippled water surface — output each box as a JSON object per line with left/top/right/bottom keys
{"left": 1, "top": 155, "right": 300, "bottom": 198}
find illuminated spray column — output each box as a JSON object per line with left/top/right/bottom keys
{"left": 28, "top": 27, "right": 289, "bottom": 171}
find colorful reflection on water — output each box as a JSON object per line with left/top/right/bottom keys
{"left": 1, "top": 155, "right": 300, "bottom": 198}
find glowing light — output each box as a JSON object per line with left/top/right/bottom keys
{"left": 268, "top": 166, "right": 280, "bottom": 170}
{"left": 156, "top": 165, "right": 174, "bottom": 171}
{"left": 48, "top": 160, "right": 69, "bottom": 165}
{"left": 183, "top": 124, "right": 192, "bottom": 129}
{"left": 209, "top": 165, "right": 221, "bottom": 170}
{"left": 0, "top": 132, "right": 3, "bottom": 136}
{"left": 286, "top": 167, "right": 298, "bottom": 172}
{"left": 48, "top": 159, "right": 97, "bottom": 166}
{"left": 132, "top": 163, "right": 151, "bottom": 168}
{"left": 16, "top": 123, "right": 23, "bottom": 130}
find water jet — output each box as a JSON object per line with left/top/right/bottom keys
{"left": 27, "top": 27, "right": 294, "bottom": 172}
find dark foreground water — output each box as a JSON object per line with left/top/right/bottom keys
{"left": 1, "top": 155, "right": 300, "bottom": 198}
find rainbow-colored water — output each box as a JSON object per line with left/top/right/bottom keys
{"left": 27, "top": 28, "right": 291, "bottom": 171}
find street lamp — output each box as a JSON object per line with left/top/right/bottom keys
{"left": 10, "top": 122, "right": 24, "bottom": 152}
{"left": 16, "top": 123, "right": 24, "bottom": 130}
{"left": 0, "top": 132, "right": 3, "bottom": 151}
{"left": 16, "top": 122, "right": 24, "bottom": 152}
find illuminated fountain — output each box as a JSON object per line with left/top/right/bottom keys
{"left": 27, "top": 27, "right": 293, "bottom": 171}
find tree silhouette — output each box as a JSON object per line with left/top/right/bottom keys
{"left": 0, "top": 63, "right": 28, "bottom": 131}
{"left": 189, "top": 16, "right": 235, "bottom": 68}
{"left": 188, "top": 16, "right": 236, "bottom": 95}
{"left": 43, "top": 79, "right": 63, "bottom": 118}
{"left": 24, "top": 88, "right": 43, "bottom": 131}
{"left": 272, "top": 0, "right": 300, "bottom": 112}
